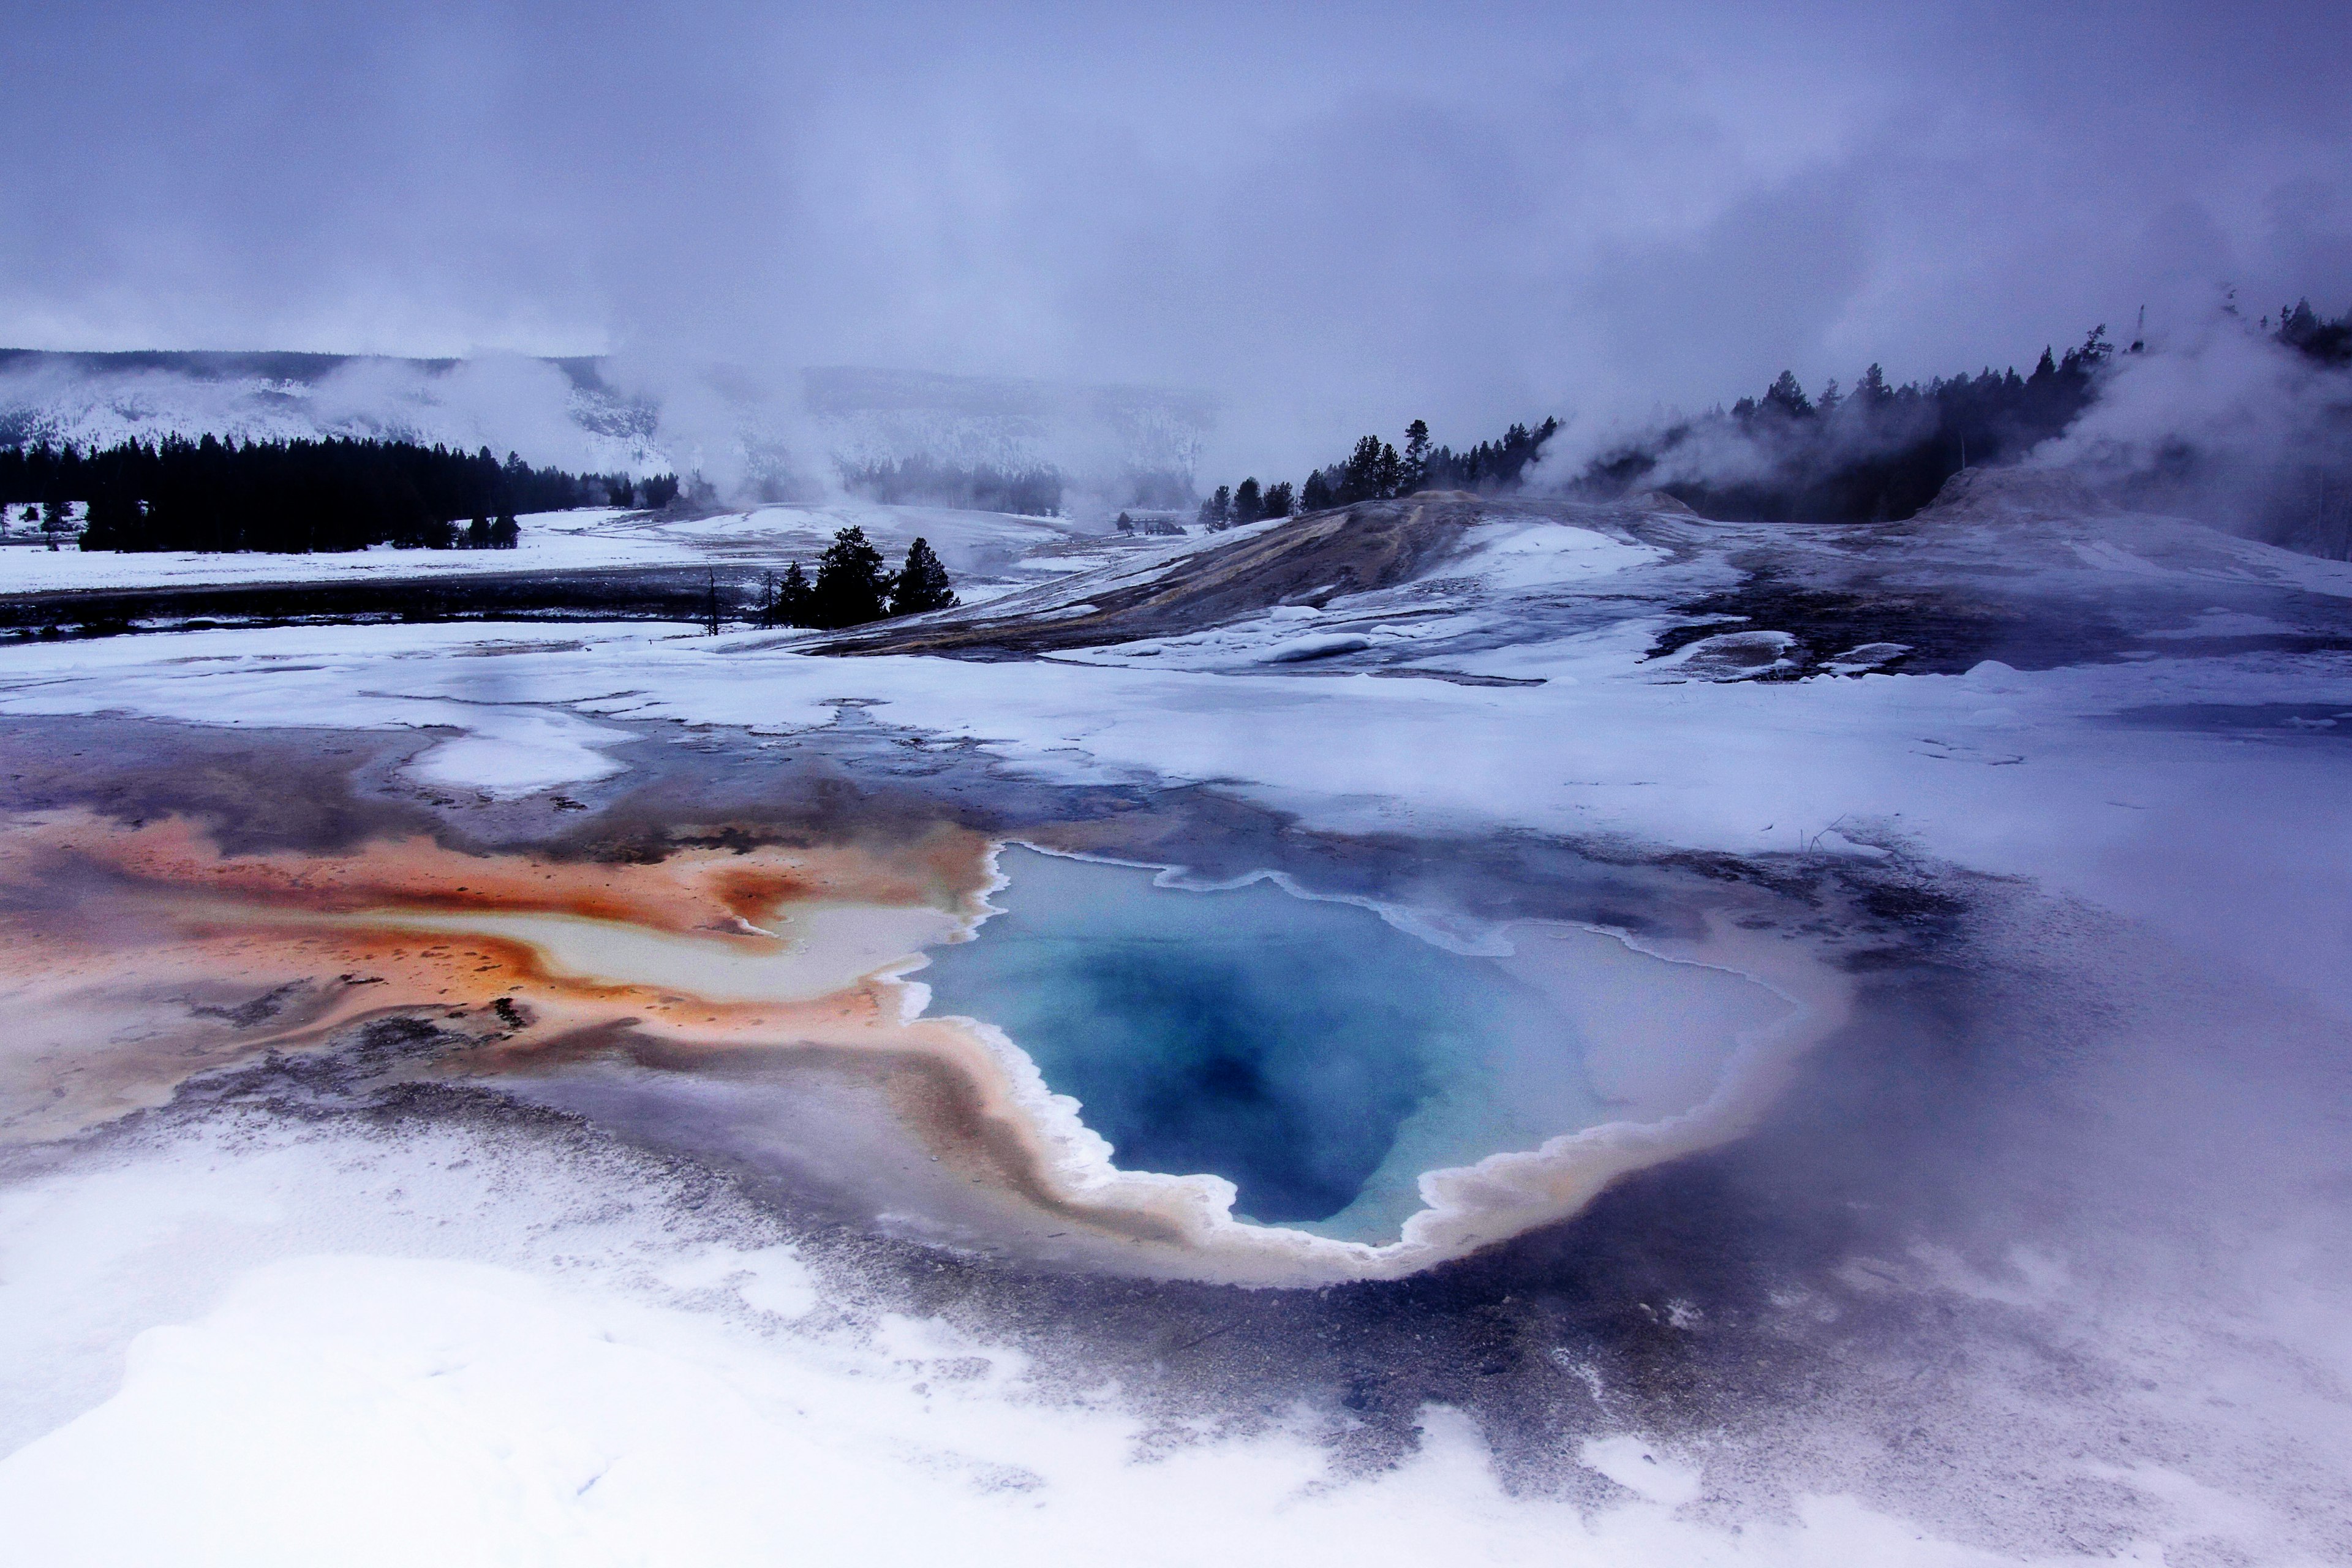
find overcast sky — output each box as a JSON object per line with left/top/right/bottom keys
{"left": 3, "top": 1, "right": 2346, "bottom": 473}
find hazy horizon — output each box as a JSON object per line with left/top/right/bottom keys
{"left": 4, "top": 2, "right": 2347, "bottom": 477}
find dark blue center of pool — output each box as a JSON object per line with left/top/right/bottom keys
{"left": 917, "top": 849, "right": 1519, "bottom": 1224}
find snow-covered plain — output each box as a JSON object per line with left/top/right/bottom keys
{"left": 2, "top": 1112, "right": 2143, "bottom": 1568}
{"left": 4, "top": 480, "right": 2351, "bottom": 1563}
{"left": 0, "top": 499, "right": 1092, "bottom": 595}
{"left": 7, "top": 498, "right": 2346, "bottom": 1008}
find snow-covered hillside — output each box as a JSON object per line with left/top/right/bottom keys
{"left": 0, "top": 351, "right": 1213, "bottom": 511}
{"left": 0, "top": 350, "right": 661, "bottom": 475}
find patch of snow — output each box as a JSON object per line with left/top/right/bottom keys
{"left": 1822, "top": 643, "right": 1911, "bottom": 676}
{"left": 1455, "top": 518, "right": 1665, "bottom": 592}
{"left": 1653, "top": 630, "right": 1804, "bottom": 681}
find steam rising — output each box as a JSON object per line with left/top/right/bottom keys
{"left": 2030, "top": 314, "right": 2352, "bottom": 556}
{"left": 2, "top": 6, "right": 2346, "bottom": 480}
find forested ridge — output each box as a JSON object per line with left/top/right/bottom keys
{"left": 1195, "top": 297, "right": 2352, "bottom": 529}
{"left": 0, "top": 436, "right": 651, "bottom": 552}
{"left": 1196, "top": 417, "right": 1562, "bottom": 529}
{"left": 1578, "top": 331, "right": 2116, "bottom": 522}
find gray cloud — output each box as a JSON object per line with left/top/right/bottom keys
{"left": 2, "top": 1, "right": 2346, "bottom": 478}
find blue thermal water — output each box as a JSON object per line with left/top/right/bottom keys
{"left": 916, "top": 848, "right": 1613, "bottom": 1238}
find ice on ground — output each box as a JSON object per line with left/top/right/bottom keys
{"left": 0, "top": 1117, "right": 2253, "bottom": 1568}
{"left": 1450, "top": 515, "right": 1667, "bottom": 591}
{"left": 405, "top": 709, "right": 635, "bottom": 798}
{"left": 1651, "top": 629, "right": 1806, "bottom": 681}
{"left": 4, "top": 481, "right": 2351, "bottom": 1020}
{"left": 1258, "top": 631, "right": 1374, "bottom": 663}
{"left": 0, "top": 500, "right": 1087, "bottom": 596}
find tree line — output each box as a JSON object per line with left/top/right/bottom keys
{"left": 1574, "top": 331, "right": 2117, "bottom": 522}
{"left": 2273, "top": 296, "right": 2352, "bottom": 366}
{"left": 1180, "top": 301, "right": 2352, "bottom": 531}
{"left": 839, "top": 458, "right": 1063, "bottom": 518}
{"left": 747, "top": 526, "right": 957, "bottom": 630}
{"left": 1195, "top": 415, "right": 1564, "bottom": 529}
{"left": 0, "top": 435, "right": 666, "bottom": 552}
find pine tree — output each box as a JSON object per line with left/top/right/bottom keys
{"left": 1232, "top": 477, "right": 1262, "bottom": 524}
{"left": 1403, "top": 420, "right": 1431, "bottom": 492}
{"left": 1300, "top": 470, "right": 1335, "bottom": 511}
{"left": 1338, "top": 436, "right": 1385, "bottom": 502}
{"left": 80, "top": 489, "right": 137, "bottom": 550}
{"left": 777, "top": 561, "right": 813, "bottom": 625}
{"left": 1261, "top": 481, "right": 1294, "bottom": 519}
{"left": 810, "top": 525, "right": 891, "bottom": 627}
{"left": 1763, "top": 371, "right": 1812, "bottom": 418}
{"left": 889, "top": 537, "right": 957, "bottom": 616}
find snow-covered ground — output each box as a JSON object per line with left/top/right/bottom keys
{"left": 0, "top": 1110, "right": 2092, "bottom": 1568}
{"left": 8, "top": 490, "right": 2346, "bottom": 1010}
{"left": 6, "top": 481, "right": 2351, "bottom": 1564}
{"left": 0, "top": 500, "right": 1095, "bottom": 594}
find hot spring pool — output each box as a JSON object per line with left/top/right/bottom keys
{"left": 916, "top": 848, "right": 1787, "bottom": 1243}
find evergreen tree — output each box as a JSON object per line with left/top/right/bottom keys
{"left": 1402, "top": 419, "right": 1431, "bottom": 492}
{"left": 1300, "top": 470, "right": 1335, "bottom": 511}
{"left": 607, "top": 475, "right": 636, "bottom": 508}
{"left": 1261, "top": 481, "right": 1295, "bottom": 519}
{"left": 1231, "top": 477, "right": 1262, "bottom": 524}
{"left": 80, "top": 489, "right": 137, "bottom": 549}
{"left": 2277, "top": 298, "right": 2352, "bottom": 365}
{"left": 777, "top": 560, "right": 813, "bottom": 625}
{"left": 889, "top": 537, "right": 957, "bottom": 616}
{"left": 466, "top": 515, "right": 491, "bottom": 548}
{"left": 809, "top": 525, "right": 891, "bottom": 628}
{"left": 1338, "top": 435, "right": 1386, "bottom": 502}
{"left": 1762, "top": 371, "right": 1812, "bottom": 418}
{"left": 489, "top": 514, "right": 519, "bottom": 548}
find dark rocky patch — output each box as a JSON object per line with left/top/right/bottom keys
{"left": 809, "top": 495, "right": 1514, "bottom": 657}
{"left": 1643, "top": 567, "right": 2135, "bottom": 676}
